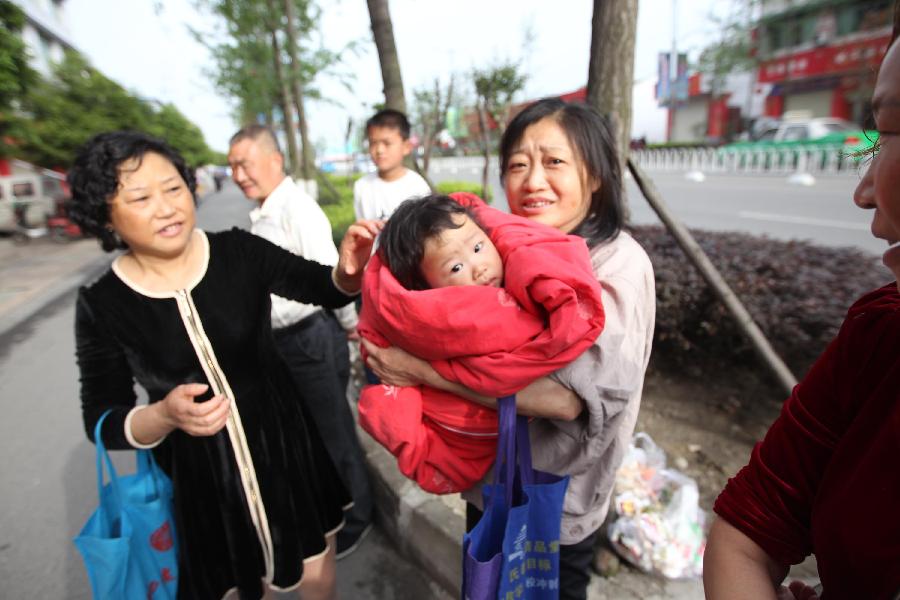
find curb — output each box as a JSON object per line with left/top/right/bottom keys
{"left": 0, "top": 253, "right": 112, "bottom": 339}
{"left": 352, "top": 407, "right": 464, "bottom": 597}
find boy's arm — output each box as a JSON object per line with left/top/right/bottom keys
{"left": 361, "top": 339, "right": 583, "bottom": 420}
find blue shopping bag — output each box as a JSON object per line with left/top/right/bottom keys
{"left": 462, "top": 396, "right": 569, "bottom": 600}
{"left": 74, "top": 411, "right": 179, "bottom": 599}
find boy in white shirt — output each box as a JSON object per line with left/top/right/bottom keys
{"left": 353, "top": 109, "right": 431, "bottom": 221}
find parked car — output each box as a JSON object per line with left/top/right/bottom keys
{"left": 726, "top": 115, "right": 877, "bottom": 152}
{"left": 0, "top": 171, "right": 67, "bottom": 234}
{"left": 719, "top": 114, "right": 878, "bottom": 173}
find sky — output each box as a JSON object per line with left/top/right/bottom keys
{"left": 64, "top": 0, "right": 727, "bottom": 154}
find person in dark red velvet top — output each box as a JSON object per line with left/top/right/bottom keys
{"left": 703, "top": 16, "right": 900, "bottom": 600}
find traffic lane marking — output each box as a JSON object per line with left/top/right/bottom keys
{"left": 738, "top": 211, "right": 869, "bottom": 231}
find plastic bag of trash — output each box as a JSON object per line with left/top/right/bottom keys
{"left": 607, "top": 432, "right": 706, "bottom": 579}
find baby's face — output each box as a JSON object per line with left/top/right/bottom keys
{"left": 420, "top": 215, "right": 504, "bottom": 289}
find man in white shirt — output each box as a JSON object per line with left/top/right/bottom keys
{"left": 228, "top": 125, "right": 373, "bottom": 558}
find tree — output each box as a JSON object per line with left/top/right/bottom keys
{"left": 199, "top": 25, "right": 278, "bottom": 128}
{"left": 586, "top": 0, "right": 638, "bottom": 165}
{"left": 150, "top": 103, "right": 221, "bottom": 166}
{"left": 17, "top": 52, "right": 216, "bottom": 168}
{"left": 366, "top": 0, "right": 406, "bottom": 113}
{"left": 472, "top": 62, "right": 526, "bottom": 199}
{"left": 264, "top": 0, "right": 302, "bottom": 174}
{"left": 20, "top": 52, "right": 154, "bottom": 167}
{"left": 411, "top": 75, "right": 455, "bottom": 176}
{"left": 282, "top": 0, "right": 314, "bottom": 180}
{"left": 695, "top": 0, "right": 758, "bottom": 123}
{"left": 0, "top": 0, "right": 36, "bottom": 157}
{"left": 197, "top": 0, "right": 355, "bottom": 184}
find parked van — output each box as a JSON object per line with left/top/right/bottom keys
{"left": 0, "top": 171, "right": 66, "bottom": 233}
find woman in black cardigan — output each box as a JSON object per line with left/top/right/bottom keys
{"left": 68, "top": 131, "right": 380, "bottom": 600}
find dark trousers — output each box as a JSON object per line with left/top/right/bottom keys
{"left": 465, "top": 503, "right": 600, "bottom": 600}
{"left": 274, "top": 312, "right": 373, "bottom": 537}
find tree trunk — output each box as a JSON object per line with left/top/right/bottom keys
{"left": 283, "top": 0, "right": 314, "bottom": 182}
{"left": 265, "top": 1, "right": 299, "bottom": 176}
{"left": 366, "top": 0, "right": 406, "bottom": 113}
{"left": 421, "top": 123, "right": 433, "bottom": 175}
{"left": 586, "top": 0, "right": 638, "bottom": 167}
{"left": 478, "top": 99, "right": 491, "bottom": 201}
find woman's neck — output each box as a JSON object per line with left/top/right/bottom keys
{"left": 119, "top": 230, "right": 204, "bottom": 293}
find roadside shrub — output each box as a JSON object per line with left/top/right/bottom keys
{"left": 630, "top": 225, "right": 888, "bottom": 380}
{"left": 434, "top": 180, "right": 493, "bottom": 203}
{"left": 319, "top": 173, "right": 359, "bottom": 246}
{"left": 322, "top": 176, "right": 495, "bottom": 246}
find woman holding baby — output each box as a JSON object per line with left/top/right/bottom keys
{"left": 363, "top": 98, "right": 656, "bottom": 599}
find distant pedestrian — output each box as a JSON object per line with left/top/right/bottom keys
{"left": 364, "top": 98, "right": 657, "bottom": 600}
{"left": 228, "top": 124, "right": 374, "bottom": 559}
{"left": 703, "top": 26, "right": 900, "bottom": 600}
{"left": 353, "top": 109, "right": 431, "bottom": 222}
{"left": 68, "top": 130, "right": 381, "bottom": 599}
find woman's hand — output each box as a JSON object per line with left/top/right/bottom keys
{"left": 129, "top": 383, "right": 230, "bottom": 445}
{"left": 335, "top": 220, "right": 384, "bottom": 293}
{"left": 361, "top": 338, "right": 431, "bottom": 387}
{"left": 159, "top": 383, "right": 230, "bottom": 437}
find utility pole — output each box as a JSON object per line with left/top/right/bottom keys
{"left": 667, "top": 0, "right": 678, "bottom": 142}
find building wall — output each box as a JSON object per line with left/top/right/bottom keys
{"left": 671, "top": 98, "right": 709, "bottom": 143}
{"left": 783, "top": 89, "right": 834, "bottom": 117}
{"left": 11, "top": 0, "right": 74, "bottom": 77}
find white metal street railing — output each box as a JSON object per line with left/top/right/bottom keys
{"left": 630, "top": 145, "right": 864, "bottom": 176}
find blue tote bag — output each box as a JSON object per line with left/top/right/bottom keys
{"left": 462, "top": 396, "right": 569, "bottom": 600}
{"left": 74, "top": 411, "right": 179, "bottom": 599}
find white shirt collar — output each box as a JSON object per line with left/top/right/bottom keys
{"left": 249, "top": 176, "right": 293, "bottom": 223}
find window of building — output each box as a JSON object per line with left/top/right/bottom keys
{"left": 858, "top": 1, "right": 891, "bottom": 31}
{"left": 42, "top": 177, "right": 63, "bottom": 198}
{"left": 837, "top": 0, "right": 891, "bottom": 35}
{"left": 13, "top": 182, "right": 35, "bottom": 198}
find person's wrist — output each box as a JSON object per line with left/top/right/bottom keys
{"left": 420, "top": 363, "right": 440, "bottom": 387}
{"left": 332, "top": 266, "right": 361, "bottom": 296}
{"left": 150, "top": 399, "right": 176, "bottom": 431}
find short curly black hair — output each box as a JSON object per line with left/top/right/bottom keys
{"left": 377, "top": 194, "right": 483, "bottom": 291}
{"left": 66, "top": 131, "right": 196, "bottom": 252}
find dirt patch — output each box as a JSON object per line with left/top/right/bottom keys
{"left": 636, "top": 363, "right": 783, "bottom": 512}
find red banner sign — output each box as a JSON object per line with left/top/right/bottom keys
{"left": 758, "top": 33, "right": 891, "bottom": 83}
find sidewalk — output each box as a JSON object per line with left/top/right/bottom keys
{"left": 0, "top": 236, "right": 110, "bottom": 338}
{"left": 0, "top": 232, "right": 706, "bottom": 599}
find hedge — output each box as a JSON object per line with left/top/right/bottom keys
{"left": 319, "top": 173, "right": 360, "bottom": 247}
{"left": 630, "top": 225, "right": 888, "bottom": 381}
{"left": 434, "top": 180, "right": 493, "bottom": 203}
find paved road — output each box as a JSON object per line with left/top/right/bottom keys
{"left": 0, "top": 184, "right": 451, "bottom": 600}
{"left": 429, "top": 158, "right": 881, "bottom": 255}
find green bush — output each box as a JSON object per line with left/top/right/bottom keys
{"left": 630, "top": 225, "right": 888, "bottom": 381}
{"left": 434, "top": 180, "right": 493, "bottom": 203}
{"left": 319, "top": 173, "right": 359, "bottom": 246}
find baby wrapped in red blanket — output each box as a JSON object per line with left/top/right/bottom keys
{"left": 357, "top": 192, "right": 604, "bottom": 493}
